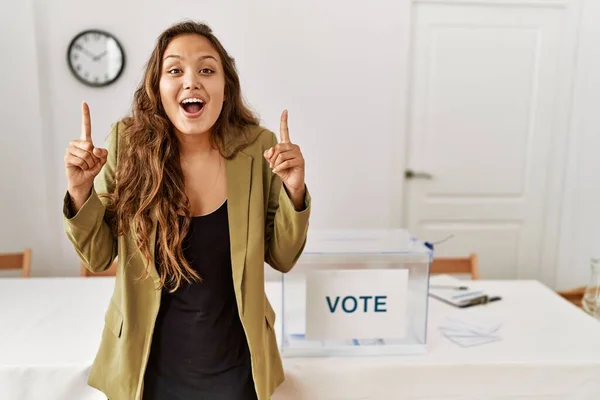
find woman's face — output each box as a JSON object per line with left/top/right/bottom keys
{"left": 159, "top": 34, "right": 226, "bottom": 137}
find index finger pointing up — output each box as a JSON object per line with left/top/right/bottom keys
{"left": 279, "top": 109, "right": 290, "bottom": 143}
{"left": 81, "top": 101, "right": 93, "bottom": 143}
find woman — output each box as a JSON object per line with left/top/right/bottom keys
{"left": 63, "top": 21, "right": 311, "bottom": 400}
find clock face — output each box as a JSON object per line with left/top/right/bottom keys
{"left": 67, "top": 30, "right": 125, "bottom": 87}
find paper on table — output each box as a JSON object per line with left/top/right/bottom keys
{"left": 439, "top": 311, "right": 503, "bottom": 347}
{"left": 442, "top": 313, "right": 502, "bottom": 336}
{"left": 428, "top": 274, "right": 495, "bottom": 307}
{"left": 443, "top": 334, "right": 501, "bottom": 347}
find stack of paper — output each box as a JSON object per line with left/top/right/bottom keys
{"left": 439, "top": 312, "right": 502, "bottom": 347}
{"left": 428, "top": 274, "right": 489, "bottom": 308}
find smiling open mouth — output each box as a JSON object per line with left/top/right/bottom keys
{"left": 180, "top": 98, "right": 205, "bottom": 115}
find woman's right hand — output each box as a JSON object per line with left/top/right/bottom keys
{"left": 64, "top": 102, "right": 108, "bottom": 201}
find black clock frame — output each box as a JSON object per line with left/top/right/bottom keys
{"left": 66, "top": 29, "right": 126, "bottom": 88}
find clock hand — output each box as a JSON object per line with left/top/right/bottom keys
{"left": 93, "top": 51, "right": 108, "bottom": 61}
{"left": 74, "top": 44, "right": 96, "bottom": 59}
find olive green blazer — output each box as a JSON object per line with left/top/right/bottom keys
{"left": 63, "top": 121, "right": 311, "bottom": 400}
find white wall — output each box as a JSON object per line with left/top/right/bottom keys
{"left": 1, "top": 0, "right": 598, "bottom": 288}
{"left": 0, "top": 0, "right": 58, "bottom": 276}
{"left": 3, "top": 0, "right": 411, "bottom": 277}
{"left": 555, "top": 0, "right": 600, "bottom": 290}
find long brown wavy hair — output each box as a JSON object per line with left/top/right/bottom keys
{"left": 103, "top": 21, "right": 260, "bottom": 292}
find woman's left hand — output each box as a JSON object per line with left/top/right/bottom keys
{"left": 264, "top": 110, "right": 306, "bottom": 201}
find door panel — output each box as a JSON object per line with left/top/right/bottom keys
{"left": 404, "top": 0, "right": 577, "bottom": 279}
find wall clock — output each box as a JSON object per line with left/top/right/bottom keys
{"left": 67, "top": 29, "right": 125, "bottom": 87}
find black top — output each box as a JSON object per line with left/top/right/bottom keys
{"left": 143, "top": 200, "right": 257, "bottom": 400}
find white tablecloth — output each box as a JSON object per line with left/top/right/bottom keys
{"left": 1, "top": 278, "right": 599, "bottom": 400}
{"left": 0, "top": 278, "right": 112, "bottom": 400}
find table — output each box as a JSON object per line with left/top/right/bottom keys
{"left": 1, "top": 278, "right": 599, "bottom": 400}
{"left": 271, "top": 280, "right": 600, "bottom": 400}
{"left": 0, "top": 278, "right": 112, "bottom": 400}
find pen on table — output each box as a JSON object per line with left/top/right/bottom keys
{"left": 430, "top": 284, "right": 470, "bottom": 291}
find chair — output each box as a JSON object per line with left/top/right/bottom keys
{"left": 430, "top": 253, "right": 480, "bottom": 280}
{"left": 80, "top": 259, "right": 118, "bottom": 277}
{"left": 557, "top": 286, "right": 586, "bottom": 308}
{"left": 0, "top": 249, "right": 32, "bottom": 277}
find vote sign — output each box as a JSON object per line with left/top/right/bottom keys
{"left": 305, "top": 269, "right": 408, "bottom": 341}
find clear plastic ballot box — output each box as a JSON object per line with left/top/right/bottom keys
{"left": 278, "top": 229, "right": 433, "bottom": 357}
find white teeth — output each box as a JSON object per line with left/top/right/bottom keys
{"left": 181, "top": 98, "right": 204, "bottom": 104}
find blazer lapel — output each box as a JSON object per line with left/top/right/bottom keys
{"left": 130, "top": 213, "right": 159, "bottom": 284}
{"left": 147, "top": 217, "right": 159, "bottom": 282}
{"left": 139, "top": 150, "right": 252, "bottom": 299}
{"left": 226, "top": 151, "right": 252, "bottom": 313}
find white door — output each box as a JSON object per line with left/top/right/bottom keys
{"left": 403, "top": 0, "right": 580, "bottom": 280}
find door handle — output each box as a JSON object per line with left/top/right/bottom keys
{"left": 405, "top": 169, "right": 433, "bottom": 180}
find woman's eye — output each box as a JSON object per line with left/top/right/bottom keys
{"left": 200, "top": 68, "right": 214, "bottom": 74}
{"left": 168, "top": 68, "right": 182, "bottom": 74}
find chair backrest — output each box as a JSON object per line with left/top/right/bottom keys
{"left": 557, "top": 286, "right": 585, "bottom": 308}
{"left": 430, "top": 253, "right": 480, "bottom": 280}
{"left": 0, "top": 249, "right": 32, "bottom": 277}
{"left": 80, "top": 259, "right": 118, "bottom": 277}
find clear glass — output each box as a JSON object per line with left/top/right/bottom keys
{"left": 582, "top": 258, "right": 600, "bottom": 319}
{"left": 279, "top": 229, "right": 433, "bottom": 357}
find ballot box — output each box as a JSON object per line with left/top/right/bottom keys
{"left": 278, "top": 229, "right": 433, "bottom": 357}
